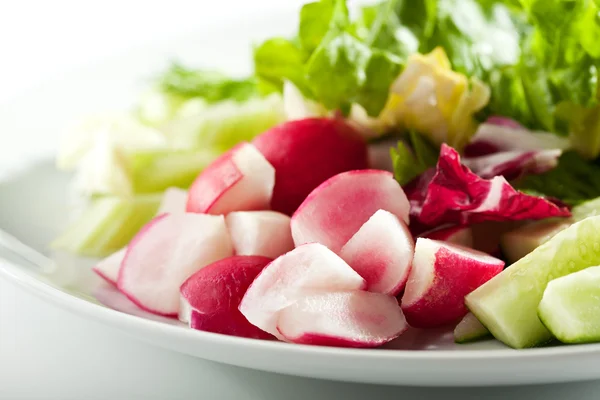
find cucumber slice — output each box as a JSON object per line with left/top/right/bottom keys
{"left": 128, "top": 149, "right": 219, "bottom": 194}
{"left": 500, "top": 197, "right": 600, "bottom": 263}
{"left": 538, "top": 266, "right": 600, "bottom": 344}
{"left": 454, "top": 312, "right": 490, "bottom": 344}
{"left": 465, "top": 216, "right": 600, "bottom": 349}
{"left": 51, "top": 195, "right": 160, "bottom": 257}
{"left": 163, "top": 93, "right": 285, "bottom": 151}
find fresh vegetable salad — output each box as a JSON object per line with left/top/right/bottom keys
{"left": 53, "top": 0, "right": 600, "bottom": 349}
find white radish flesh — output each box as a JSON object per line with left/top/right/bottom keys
{"left": 401, "top": 238, "right": 504, "bottom": 328}
{"left": 291, "top": 170, "right": 410, "bottom": 253}
{"left": 186, "top": 142, "right": 275, "bottom": 215}
{"left": 225, "top": 211, "right": 294, "bottom": 259}
{"left": 157, "top": 187, "right": 188, "bottom": 215}
{"left": 276, "top": 291, "right": 407, "bottom": 347}
{"left": 340, "top": 210, "right": 414, "bottom": 295}
{"left": 239, "top": 243, "right": 365, "bottom": 338}
{"left": 118, "top": 213, "right": 233, "bottom": 317}
{"left": 92, "top": 248, "right": 126, "bottom": 285}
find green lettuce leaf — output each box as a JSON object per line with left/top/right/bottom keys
{"left": 158, "top": 63, "right": 258, "bottom": 103}
{"left": 391, "top": 131, "right": 439, "bottom": 185}
{"left": 516, "top": 151, "right": 600, "bottom": 205}
{"left": 253, "top": 0, "right": 403, "bottom": 117}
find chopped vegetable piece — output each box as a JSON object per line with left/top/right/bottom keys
{"left": 407, "top": 144, "right": 571, "bottom": 228}
{"left": 180, "top": 255, "right": 273, "bottom": 339}
{"left": 253, "top": 118, "right": 369, "bottom": 215}
{"left": 118, "top": 213, "right": 233, "bottom": 317}
{"left": 162, "top": 94, "right": 285, "bottom": 151}
{"left": 291, "top": 170, "right": 409, "bottom": 253}
{"left": 466, "top": 216, "right": 600, "bottom": 349}
{"left": 128, "top": 149, "right": 219, "bottom": 194}
{"left": 51, "top": 195, "right": 161, "bottom": 257}
{"left": 454, "top": 312, "right": 490, "bottom": 344}
{"left": 276, "top": 291, "right": 408, "bottom": 347}
{"left": 239, "top": 243, "right": 365, "bottom": 339}
{"left": 186, "top": 142, "right": 275, "bottom": 215}
{"left": 538, "top": 266, "right": 600, "bottom": 344}
{"left": 401, "top": 238, "right": 504, "bottom": 328}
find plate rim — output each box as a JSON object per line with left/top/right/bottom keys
{"left": 3, "top": 257, "right": 600, "bottom": 361}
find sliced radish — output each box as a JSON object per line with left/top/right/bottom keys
{"left": 239, "top": 243, "right": 366, "bottom": 338}
{"left": 157, "top": 187, "right": 188, "bottom": 215}
{"left": 420, "top": 225, "right": 473, "bottom": 248}
{"left": 339, "top": 210, "right": 414, "bottom": 295}
{"left": 186, "top": 142, "right": 275, "bottom": 215}
{"left": 401, "top": 238, "right": 504, "bottom": 328}
{"left": 118, "top": 213, "right": 233, "bottom": 317}
{"left": 225, "top": 211, "right": 294, "bottom": 259}
{"left": 276, "top": 291, "right": 407, "bottom": 347}
{"left": 92, "top": 248, "right": 126, "bottom": 285}
{"left": 180, "top": 255, "right": 273, "bottom": 339}
{"left": 291, "top": 170, "right": 410, "bottom": 253}
{"left": 252, "top": 118, "right": 368, "bottom": 215}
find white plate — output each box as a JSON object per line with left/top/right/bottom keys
{"left": 2, "top": 13, "right": 600, "bottom": 388}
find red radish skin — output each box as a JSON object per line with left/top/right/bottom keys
{"left": 252, "top": 118, "right": 368, "bottom": 215}
{"left": 339, "top": 210, "right": 414, "bottom": 295}
{"left": 93, "top": 248, "right": 126, "bottom": 286}
{"left": 291, "top": 170, "right": 410, "bottom": 253}
{"left": 186, "top": 142, "right": 275, "bottom": 215}
{"left": 420, "top": 225, "right": 474, "bottom": 248}
{"left": 118, "top": 213, "right": 233, "bottom": 317}
{"left": 225, "top": 211, "right": 294, "bottom": 259}
{"left": 401, "top": 238, "right": 504, "bottom": 328}
{"left": 180, "top": 255, "right": 273, "bottom": 339}
{"left": 276, "top": 291, "right": 408, "bottom": 348}
{"left": 157, "top": 187, "right": 188, "bottom": 215}
{"left": 239, "top": 243, "right": 366, "bottom": 338}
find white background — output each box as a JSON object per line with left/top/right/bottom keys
{"left": 2, "top": 1, "right": 600, "bottom": 399}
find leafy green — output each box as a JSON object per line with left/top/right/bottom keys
{"left": 253, "top": 0, "right": 403, "bottom": 117}
{"left": 516, "top": 151, "right": 600, "bottom": 205}
{"left": 391, "top": 131, "right": 439, "bottom": 185}
{"left": 253, "top": 38, "right": 309, "bottom": 94}
{"left": 159, "top": 63, "right": 258, "bottom": 103}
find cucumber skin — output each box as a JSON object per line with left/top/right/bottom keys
{"left": 465, "top": 216, "right": 600, "bottom": 349}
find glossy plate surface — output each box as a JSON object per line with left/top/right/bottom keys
{"left": 1, "top": 13, "right": 600, "bottom": 387}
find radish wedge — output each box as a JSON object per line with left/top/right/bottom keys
{"left": 225, "top": 211, "right": 294, "bottom": 258}
{"left": 454, "top": 312, "right": 490, "bottom": 344}
{"left": 466, "top": 216, "right": 600, "bottom": 348}
{"left": 339, "top": 210, "right": 414, "bottom": 295}
{"left": 118, "top": 213, "right": 233, "bottom": 317}
{"left": 276, "top": 291, "right": 407, "bottom": 348}
{"left": 291, "top": 170, "right": 410, "bottom": 253}
{"left": 157, "top": 187, "right": 188, "bottom": 215}
{"left": 402, "top": 238, "right": 504, "bottom": 328}
{"left": 252, "top": 118, "right": 368, "bottom": 215}
{"left": 538, "top": 266, "right": 600, "bottom": 344}
{"left": 180, "top": 255, "right": 273, "bottom": 339}
{"left": 420, "top": 225, "right": 473, "bottom": 248}
{"left": 186, "top": 142, "right": 275, "bottom": 215}
{"left": 92, "top": 248, "right": 126, "bottom": 285}
{"left": 239, "top": 243, "right": 366, "bottom": 338}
